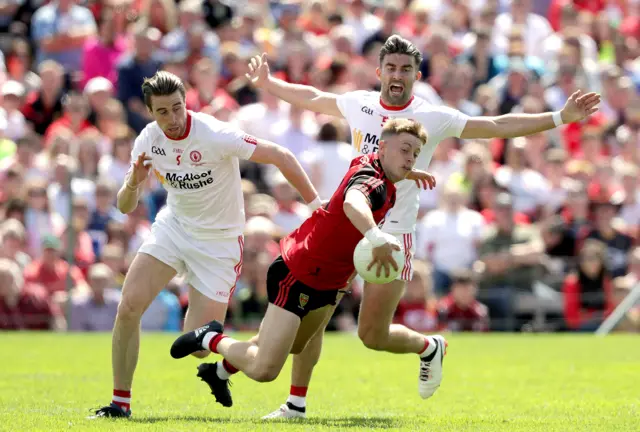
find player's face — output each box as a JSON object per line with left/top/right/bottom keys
{"left": 149, "top": 91, "right": 188, "bottom": 139}
{"left": 379, "top": 132, "right": 422, "bottom": 183}
{"left": 376, "top": 54, "right": 421, "bottom": 107}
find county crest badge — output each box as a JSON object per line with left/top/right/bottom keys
{"left": 299, "top": 293, "right": 309, "bottom": 309}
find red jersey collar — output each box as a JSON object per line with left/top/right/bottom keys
{"left": 379, "top": 95, "right": 414, "bottom": 111}
{"left": 164, "top": 111, "right": 192, "bottom": 141}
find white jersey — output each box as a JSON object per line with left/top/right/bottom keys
{"left": 336, "top": 91, "right": 469, "bottom": 233}
{"left": 130, "top": 111, "right": 257, "bottom": 239}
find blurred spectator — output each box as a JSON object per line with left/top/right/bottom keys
{"left": 68, "top": 263, "right": 120, "bottom": 331}
{"left": 23, "top": 234, "right": 84, "bottom": 296}
{"left": 437, "top": 268, "right": 489, "bottom": 332}
{"left": 186, "top": 57, "right": 237, "bottom": 114}
{"left": 24, "top": 179, "right": 65, "bottom": 256}
{"left": 0, "top": 218, "right": 31, "bottom": 270}
{"left": 541, "top": 215, "right": 577, "bottom": 276}
{"left": 88, "top": 179, "right": 126, "bottom": 258}
{"left": 47, "top": 155, "right": 96, "bottom": 222}
{"left": 417, "top": 181, "right": 485, "bottom": 295}
{"left": 269, "top": 171, "right": 311, "bottom": 235}
{"left": 492, "top": 0, "right": 552, "bottom": 59}
{"left": 116, "top": 26, "right": 162, "bottom": 133}
{"left": 495, "top": 138, "right": 549, "bottom": 217}
{"left": 97, "top": 125, "right": 134, "bottom": 188}
{"left": 244, "top": 215, "right": 280, "bottom": 260}
{"left": 0, "top": 258, "right": 65, "bottom": 330}
{"left": 100, "top": 243, "right": 126, "bottom": 289}
{"left": 81, "top": 5, "right": 128, "bottom": 89}
{"left": 563, "top": 239, "right": 614, "bottom": 331}
{"left": 20, "top": 60, "right": 65, "bottom": 136}
{"left": 586, "top": 198, "right": 633, "bottom": 278}
{"left": 301, "top": 119, "right": 354, "bottom": 200}
{"left": 1, "top": 80, "right": 27, "bottom": 142}
{"left": 31, "top": 0, "right": 97, "bottom": 74}
{"left": 44, "top": 91, "right": 98, "bottom": 143}
{"left": 476, "top": 192, "right": 544, "bottom": 331}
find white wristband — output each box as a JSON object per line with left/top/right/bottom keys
{"left": 552, "top": 111, "right": 564, "bottom": 127}
{"left": 364, "top": 227, "right": 387, "bottom": 248}
{"left": 308, "top": 197, "right": 322, "bottom": 211}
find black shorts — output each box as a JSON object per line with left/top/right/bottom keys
{"left": 267, "top": 256, "right": 342, "bottom": 319}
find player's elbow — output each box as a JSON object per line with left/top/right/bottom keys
{"left": 273, "top": 146, "right": 297, "bottom": 170}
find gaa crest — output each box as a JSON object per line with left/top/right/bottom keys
{"left": 299, "top": 293, "right": 309, "bottom": 309}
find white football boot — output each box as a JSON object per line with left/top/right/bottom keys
{"left": 418, "top": 335, "right": 448, "bottom": 399}
{"left": 262, "top": 404, "right": 306, "bottom": 420}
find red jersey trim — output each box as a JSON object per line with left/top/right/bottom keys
{"left": 164, "top": 111, "right": 192, "bottom": 141}
{"left": 380, "top": 96, "right": 414, "bottom": 111}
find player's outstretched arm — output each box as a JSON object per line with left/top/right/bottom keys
{"left": 344, "top": 189, "right": 401, "bottom": 277}
{"left": 246, "top": 53, "right": 343, "bottom": 118}
{"left": 249, "top": 139, "right": 321, "bottom": 209}
{"left": 116, "top": 152, "right": 152, "bottom": 214}
{"left": 460, "top": 90, "right": 601, "bottom": 139}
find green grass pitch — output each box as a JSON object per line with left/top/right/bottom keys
{"left": 1, "top": 333, "right": 638, "bottom": 431}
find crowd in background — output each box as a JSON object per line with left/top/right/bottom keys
{"left": 1, "top": 0, "right": 640, "bottom": 333}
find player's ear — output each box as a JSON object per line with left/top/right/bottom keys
{"left": 415, "top": 70, "right": 422, "bottom": 81}
{"left": 376, "top": 67, "right": 381, "bottom": 80}
{"left": 378, "top": 139, "right": 386, "bottom": 153}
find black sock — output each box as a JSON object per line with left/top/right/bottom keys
{"left": 286, "top": 401, "right": 306, "bottom": 413}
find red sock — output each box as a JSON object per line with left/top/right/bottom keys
{"left": 222, "top": 359, "right": 239, "bottom": 375}
{"left": 112, "top": 389, "right": 131, "bottom": 412}
{"left": 418, "top": 338, "right": 430, "bottom": 356}
{"left": 208, "top": 334, "right": 227, "bottom": 354}
{"left": 290, "top": 385, "right": 308, "bottom": 397}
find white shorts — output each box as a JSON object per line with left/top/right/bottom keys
{"left": 390, "top": 232, "right": 415, "bottom": 282}
{"left": 138, "top": 213, "right": 243, "bottom": 302}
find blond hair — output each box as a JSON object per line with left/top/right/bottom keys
{"left": 381, "top": 118, "right": 428, "bottom": 146}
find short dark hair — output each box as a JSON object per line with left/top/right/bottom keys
{"left": 379, "top": 35, "right": 423, "bottom": 67}
{"left": 141, "top": 71, "right": 186, "bottom": 110}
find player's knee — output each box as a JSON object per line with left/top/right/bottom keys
{"left": 116, "top": 298, "right": 145, "bottom": 322}
{"left": 252, "top": 365, "right": 281, "bottom": 382}
{"left": 358, "top": 326, "right": 387, "bottom": 351}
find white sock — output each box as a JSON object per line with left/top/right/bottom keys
{"left": 287, "top": 395, "right": 306, "bottom": 408}
{"left": 201, "top": 332, "right": 218, "bottom": 351}
{"left": 216, "top": 362, "right": 231, "bottom": 380}
{"left": 419, "top": 337, "right": 437, "bottom": 358}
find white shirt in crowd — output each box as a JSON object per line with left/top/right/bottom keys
{"left": 300, "top": 141, "right": 356, "bottom": 200}
{"left": 336, "top": 91, "right": 469, "bottom": 234}
{"left": 494, "top": 166, "right": 550, "bottom": 214}
{"left": 492, "top": 12, "right": 553, "bottom": 59}
{"left": 416, "top": 207, "right": 485, "bottom": 272}
{"left": 130, "top": 111, "right": 257, "bottom": 239}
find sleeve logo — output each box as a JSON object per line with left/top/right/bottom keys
{"left": 243, "top": 134, "right": 258, "bottom": 145}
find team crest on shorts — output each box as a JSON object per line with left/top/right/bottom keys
{"left": 299, "top": 293, "right": 309, "bottom": 309}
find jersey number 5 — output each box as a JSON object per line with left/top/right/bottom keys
{"left": 176, "top": 155, "right": 181, "bottom": 166}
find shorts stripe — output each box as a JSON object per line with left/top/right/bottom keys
{"left": 274, "top": 273, "right": 294, "bottom": 306}
{"left": 229, "top": 236, "right": 244, "bottom": 299}
{"left": 402, "top": 233, "right": 412, "bottom": 280}
{"left": 276, "top": 273, "right": 296, "bottom": 307}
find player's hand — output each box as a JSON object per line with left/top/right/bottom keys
{"left": 127, "top": 152, "right": 152, "bottom": 188}
{"left": 367, "top": 239, "right": 402, "bottom": 279}
{"left": 560, "top": 90, "right": 601, "bottom": 123}
{"left": 406, "top": 169, "right": 436, "bottom": 190}
{"left": 245, "top": 53, "right": 271, "bottom": 88}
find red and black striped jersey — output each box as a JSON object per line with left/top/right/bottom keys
{"left": 280, "top": 154, "right": 396, "bottom": 290}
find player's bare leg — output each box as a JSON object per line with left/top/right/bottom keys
{"left": 358, "top": 279, "right": 424, "bottom": 352}
{"left": 262, "top": 294, "right": 343, "bottom": 419}
{"left": 92, "top": 253, "right": 176, "bottom": 418}
{"left": 171, "top": 304, "right": 303, "bottom": 381}
{"left": 182, "top": 286, "right": 230, "bottom": 359}
{"left": 358, "top": 278, "right": 447, "bottom": 399}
